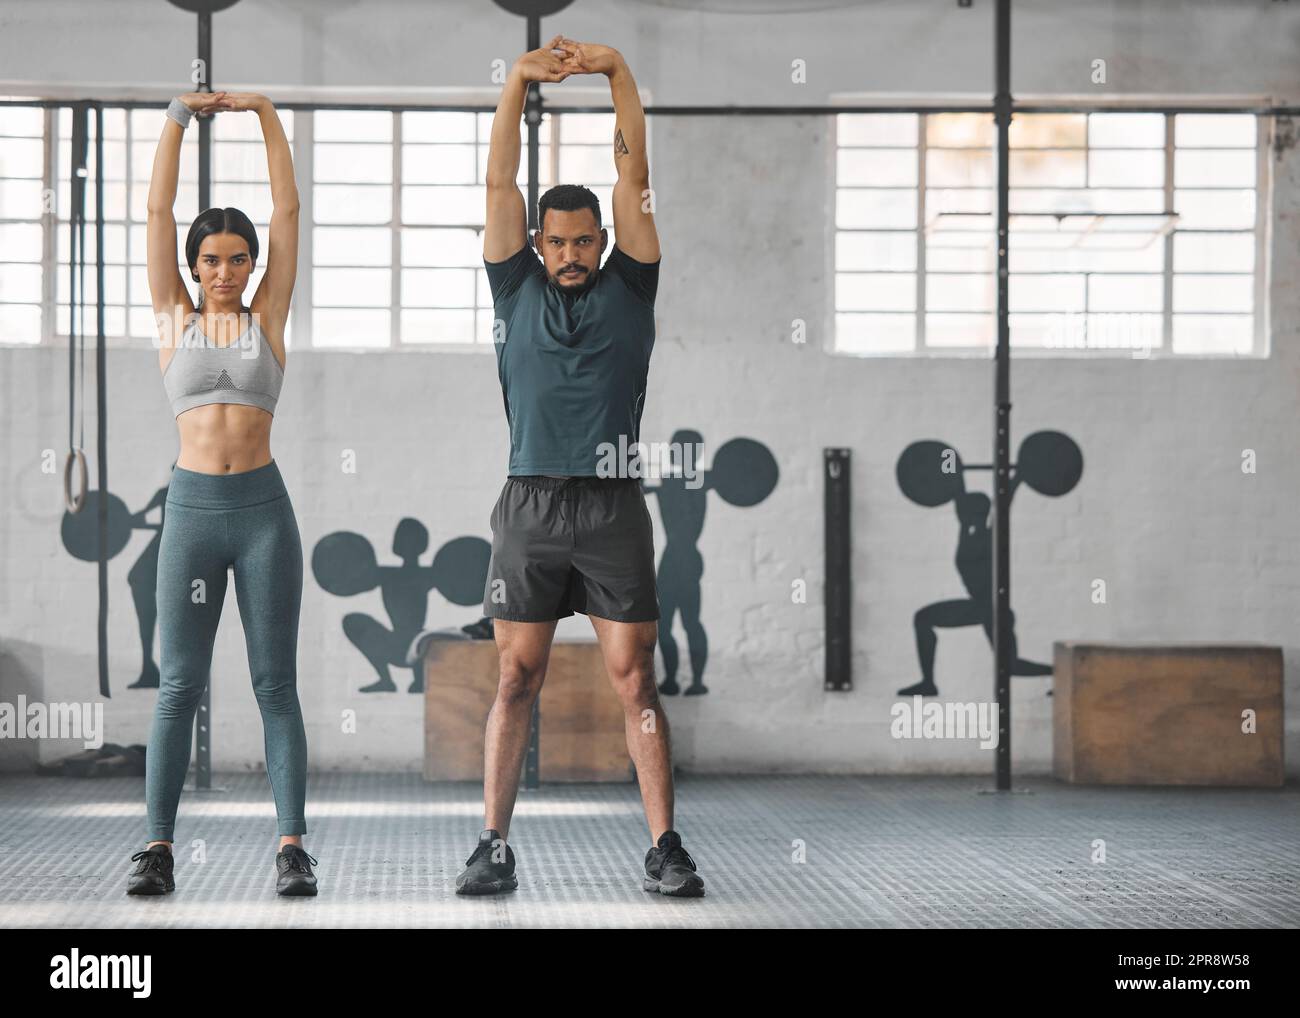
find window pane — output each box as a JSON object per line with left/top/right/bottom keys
{"left": 212, "top": 141, "right": 272, "bottom": 182}
{"left": 403, "top": 111, "right": 476, "bottom": 143}
{"left": 1011, "top": 243, "right": 1162, "bottom": 274}
{"left": 927, "top": 187, "right": 994, "bottom": 217}
{"left": 928, "top": 243, "right": 995, "bottom": 273}
{"left": 1088, "top": 150, "right": 1163, "bottom": 187}
{"left": 401, "top": 267, "right": 474, "bottom": 307}
{"left": 1173, "top": 274, "right": 1253, "bottom": 313}
{"left": 835, "top": 231, "right": 916, "bottom": 271}
{"left": 835, "top": 312, "right": 915, "bottom": 353}
{"left": 314, "top": 184, "right": 391, "bottom": 224}
{"left": 1009, "top": 113, "right": 1085, "bottom": 148}
{"left": 927, "top": 273, "right": 992, "bottom": 312}
{"left": 837, "top": 113, "right": 917, "bottom": 147}
{"left": 0, "top": 300, "right": 41, "bottom": 343}
{"left": 0, "top": 138, "right": 44, "bottom": 177}
{"left": 928, "top": 149, "right": 995, "bottom": 187}
{"left": 1011, "top": 188, "right": 1165, "bottom": 213}
{"left": 402, "top": 227, "right": 481, "bottom": 267}
{"left": 56, "top": 303, "right": 126, "bottom": 337}
{"left": 927, "top": 113, "right": 994, "bottom": 147}
{"left": 315, "top": 226, "right": 392, "bottom": 267}
{"left": 402, "top": 185, "right": 483, "bottom": 225}
{"left": 836, "top": 188, "right": 916, "bottom": 229}
{"left": 836, "top": 148, "right": 916, "bottom": 187}
{"left": 315, "top": 143, "right": 392, "bottom": 184}
{"left": 209, "top": 184, "right": 272, "bottom": 221}
{"left": 1174, "top": 189, "right": 1254, "bottom": 229}
{"left": 1174, "top": 232, "right": 1253, "bottom": 272}
{"left": 1172, "top": 314, "right": 1252, "bottom": 353}
{"left": 313, "top": 267, "right": 390, "bottom": 306}
{"left": 401, "top": 307, "right": 476, "bottom": 344}
{"left": 926, "top": 312, "right": 992, "bottom": 347}
{"left": 1008, "top": 273, "right": 1084, "bottom": 313}
{"left": 558, "top": 145, "right": 616, "bottom": 185}
{"left": 55, "top": 264, "right": 128, "bottom": 304}
{"left": 1009, "top": 150, "right": 1085, "bottom": 188}
{"left": 1088, "top": 113, "right": 1164, "bottom": 148}
{"left": 1175, "top": 148, "right": 1255, "bottom": 188}
{"left": 559, "top": 114, "right": 616, "bottom": 144}
{"left": 131, "top": 139, "right": 198, "bottom": 182}
{"left": 1088, "top": 274, "right": 1163, "bottom": 312}
{"left": 836, "top": 272, "right": 915, "bottom": 312}
{"left": 403, "top": 144, "right": 476, "bottom": 185}
{"left": 2, "top": 179, "right": 46, "bottom": 217}
{"left": 0, "top": 106, "right": 44, "bottom": 136}
{"left": 1174, "top": 114, "right": 1255, "bottom": 148}
{"left": 313, "top": 308, "right": 389, "bottom": 347}
{"left": 0, "top": 223, "right": 43, "bottom": 260}
{"left": 0, "top": 263, "right": 42, "bottom": 302}
{"left": 315, "top": 111, "right": 391, "bottom": 143}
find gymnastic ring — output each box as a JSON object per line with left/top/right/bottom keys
{"left": 64, "top": 447, "right": 88, "bottom": 514}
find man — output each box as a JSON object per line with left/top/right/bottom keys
{"left": 456, "top": 37, "right": 704, "bottom": 898}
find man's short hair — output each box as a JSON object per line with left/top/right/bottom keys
{"left": 537, "top": 184, "right": 602, "bottom": 232}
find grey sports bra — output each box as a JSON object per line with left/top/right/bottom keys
{"left": 162, "top": 314, "right": 284, "bottom": 418}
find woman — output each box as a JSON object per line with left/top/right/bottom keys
{"left": 127, "top": 90, "right": 316, "bottom": 896}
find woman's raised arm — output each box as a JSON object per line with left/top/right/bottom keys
{"left": 225, "top": 93, "right": 299, "bottom": 343}
{"left": 147, "top": 92, "right": 229, "bottom": 364}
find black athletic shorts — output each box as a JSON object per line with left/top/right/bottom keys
{"left": 482, "top": 475, "right": 660, "bottom": 623}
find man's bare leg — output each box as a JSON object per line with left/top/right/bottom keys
{"left": 483, "top": 619, "right": 557, "bottom": 841}
{"left": 589, "top": 616, "right": 673, "bottom": 842}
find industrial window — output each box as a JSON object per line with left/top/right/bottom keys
{"left": 834, "top": 111, "right": 1269, "bottom": 357}
{"left": 0, "top": 101, "right": 618, "bottom": 349}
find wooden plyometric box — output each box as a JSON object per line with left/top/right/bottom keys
{"left": 1053, "top": 642, "right": 1284, "bottom": 787}
{"left": 423, "top": 640, "right": 632, "bottom": 783}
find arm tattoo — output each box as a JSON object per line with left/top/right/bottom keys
{"left": 614, "top": 128, "right": 630, "bottom": 158}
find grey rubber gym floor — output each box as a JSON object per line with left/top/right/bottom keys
{"left": 0, "top": 773, "right": 1295, "bottom": 928}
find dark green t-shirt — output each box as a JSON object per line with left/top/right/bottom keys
{"left": 485, "top": 242, "right": 659, "bottom": 476}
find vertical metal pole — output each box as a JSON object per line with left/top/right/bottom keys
{"left": 823, "top": 448, "right": 852, "bottom": 691}
{"left": 992, "top": 0, "right": 1012, "bottom": 790}
{"left": 195, "top": 8, "right": 214, "bottom": 791}
{"left": 95, "top": 105, "right": 109, "bottom": 700}
{"left": 525, "top": 14, "right": 541, "bottom": 237}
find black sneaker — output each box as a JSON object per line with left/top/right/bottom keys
{"left": 126, "top": 844, "right": 175, "bottom": 895}
{"left": 275, "top": 845, "right": 319, "bottom": 897}
{"left": 455, "top": 828, "right": 517, "bottom": 895}
{"left": 643, "top": 830, "right": 705, "bottom": 897}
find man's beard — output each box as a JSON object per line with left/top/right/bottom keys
{"left": 549, "top": 266, "right": 597, "bottom": 297}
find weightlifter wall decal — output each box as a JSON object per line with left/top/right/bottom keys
{"left": 311, "top": 521, "right": 492, "bottom": 694}
{"left": 59, "top": 471, "right": 173, "bottom": 692}
{"left": 646, "top": 430, "right": 779, "bottom": 696}
{"left": 894, "top": 431, "right": 1083, "bottom": 698}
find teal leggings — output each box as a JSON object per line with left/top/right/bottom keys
{"left": 146, "top": 459, "right": 307, "bottom": 841}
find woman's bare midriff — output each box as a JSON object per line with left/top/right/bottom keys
{"left": 175, "top": 403, "right": 274, "bottom": 474}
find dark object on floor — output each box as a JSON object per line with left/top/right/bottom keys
{"left": 36, "top": 743, "right": 146, "bottom": 778}
{"left": 405, "top": 616, "right": 495, "bottom": 666}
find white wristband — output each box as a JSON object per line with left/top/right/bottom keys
{"left": 165, "top": 97, "right": 194, "bottom": 129}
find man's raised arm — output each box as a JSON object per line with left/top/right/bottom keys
{"left": 558, "top": 41, "right": 659, "bottom": 264}
{"left": 484, "top": 37, "right": 574, "bottom": 262}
